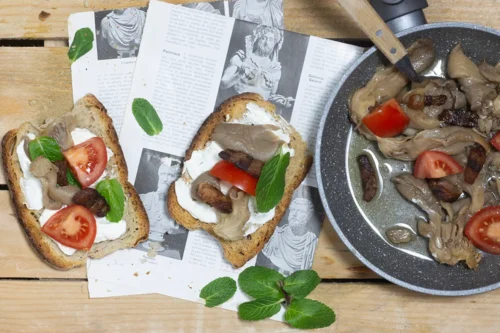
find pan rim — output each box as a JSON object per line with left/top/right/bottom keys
{"left": 315, "top": 22, "right": 500, "bottom": 296}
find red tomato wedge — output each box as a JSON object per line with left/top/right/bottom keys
{"left": 413, "top": 151, "right": 463, "bottom": 179}
{"left": 465, "top": 206, "right": 500, "bottom": 255}
{"left": 491, "top": 132, "right": 500, "bottom": 151}
{"left": 210, "top": 161, "right": 258, "bottom": 196}
{"left": 41, "top": 205, "right": 97, "bottom": 250}
{"left": 361, "top": 98, "right": 410, "bottom": 137}
{"left": 63, "top": 137, "right": 107, "bottom": 188}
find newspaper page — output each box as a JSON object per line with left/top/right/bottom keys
{"left": 69, "top": 1, "right": 284, "bottom": 133}
{"left": 82, "top": 0, "right": 363, "bottom": 318}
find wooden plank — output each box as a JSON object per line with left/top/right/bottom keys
{"left": 0, "top": 47, "right": 73, "bottom": 185}
{"left": 0, "top": 280, "right": 498, "bottom": 333}
{"left": 2, "top": 0, "right": 500, "bottom": 40}
{"left": 0, "top": 190, "right": 375, "bottom": 279}
{"left": 0, "top": 192, "right": 85, "bottom": 278}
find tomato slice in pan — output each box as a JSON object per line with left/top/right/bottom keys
{"left": 413, "top": 151, "right": 463, "bottom": 179}
{"left": 491, "top": 132, "right": 500, "bottom": 151}
{"left": 210, "top": 161, "right": 258, "bottom": 196}
{"left": 41, "top": 205, "right": 97, "bottom": 251}
{"left": 63, "top": 137, "right": 107, "bottom": 188}
{"left": 465, "top": 206, "right": 500, "bottom": 255}
{"left": 361, "top": 98, "right": 410, "bottom": 137}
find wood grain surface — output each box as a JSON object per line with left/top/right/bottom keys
{"left": 1, "top": 0, "right": 500, "bottom": 40}
{"left": 0, "top": 191, "right": 376, "bottom": 279}
{"left": 0, "top": 280, "right": 497, "bottom": 333}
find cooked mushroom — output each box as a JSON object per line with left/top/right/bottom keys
{"left": 386, "top": 227, "right": 415, "bottom": 244}
{"left": 377, "top": 126, "right": 490, "bottom": 161}
{"left": 478, "top": 60, "right": 500, "bottom": 84}
{"left": 212, "top": 123, "right": 284, "bottom": 162}
{"left": 402, "top": 104, "right": 442, "bottom": 130}
{"left": 190, "top": 172, "right": 220, "bottom": 201}
{"left": 30, "top": 157, "right": 80, "bottom": 207}
{"left": 447, "top": 43, "right": 487, "bottom": 85}
{"left": 40, "top": 117, "right": 75, "bottom": 150}
{"left": 213, "top": 188, "right": 251, "bottom": 241}
{"left": 349, "top": 39, "right": 435, "bottom": 139}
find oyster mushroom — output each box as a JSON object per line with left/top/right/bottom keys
{"left": 213, "top": 188, "right": 251, "bottom": 242}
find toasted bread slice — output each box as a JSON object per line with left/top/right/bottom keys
{"left": 1, "top": 94, "right": 149, "bottom": 270}
{"left": 167, "top": 93, "right": 312, "bottom": 268}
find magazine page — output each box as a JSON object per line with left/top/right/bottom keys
{"left": 83, "top": 0, "right": 363, "bottom": 315}
{"left": 68, "top": 1, "right": 284, "bottom": 133}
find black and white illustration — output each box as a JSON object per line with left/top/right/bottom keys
{"left": 255, "top": 185, "right": 324, "bottom": 276}
{"left": 134, "top": 149, "right": 189, "bottom": 260}
{"left": 215, "top": 20, "right": 309, "bottom": 122}
{"left": 229, "top": 0, "right": 284, "bottom": 29}
{"left": 182, "top": 1, "right": 226, "bottom": 15}
{"left": 94, "top": 7, "right": 147, "bottom": 60}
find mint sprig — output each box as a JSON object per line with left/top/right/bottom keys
{"left": 238, "top": 266, "right": 284, "bottom": 300}
{"left": 200, "top": 277, "right": 237, "bottom": 308}
{"left": 200, "top": 268, "right": 335, "bottom": 330}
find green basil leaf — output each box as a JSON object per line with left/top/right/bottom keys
{"left": 255, "top": 150, "right": 290, "bottom": 213}
{"left": 199, "top": 277, "right": 237, "bottom": 308}
{"left": 238, "top": 298, "right": 283, "bottom": 321}
{"left": 68, "top": 27, "right": 94, "bottom": 64}
{"left": 132, "top": 98, "right": 163, "bottom": 136}
{"left": 95, "top": 179, "right": 125, "bottom": 222}
{"left": 28, "top": 136, "right": 64, "bottom": 162}
{"left": 283, "top": 270, "right": 321, "bottom": 300}
{"left": 66, "top": 169, "right": 81, "bottom": 188}
{"left": 285, "top": 299, "right": 336, "bottom": 329}
{"left": 238, "top": 266, "right": 284, "bottom": 300}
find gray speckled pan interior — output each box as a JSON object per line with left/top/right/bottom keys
{"left": 316, "top": 22, "right": 500, "bottom": 296}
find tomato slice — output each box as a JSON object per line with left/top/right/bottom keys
{"left": 465, "top": 206, "right": 500, "bottom": 255}
{"left": 491, "top": 132, "right": 500, "bottom": 151}
{"left": 361, "top": 98, "right": 410, "bottom": 137}
{"left": 413, "top": 151, "right": 463, "bottom": 179}
{"left": 41, "top": 205, "right": 97, "bottom": 251}
{"left": 209, "top": 161, "right": 258, "bottom": 196}
{"left": 63, "top": 137, "right": 107, "bottom": 188}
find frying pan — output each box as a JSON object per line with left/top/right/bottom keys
{"left": 315, "top": 1, "right": 500, "bottom": 295}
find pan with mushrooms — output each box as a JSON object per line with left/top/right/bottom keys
{"left": 348, "top": 40, "right": 500, "bottom": 269}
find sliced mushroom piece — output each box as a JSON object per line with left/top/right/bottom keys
{"left": 213, "top": 188, "right": 251, "bottom": 241}
{"left": 447, "top": 43, "right": 487, "bottom": 85}
{"left": 190, "top": 172, "right": 220, "bottom": 201}
{"left": 386, "top": 227, "right": 415, "bottom": 244}
{"left": 402, "top": 104, "right": 441, "bottom": 130}
{"left": 40, "top": 117, "right": 75, "bottom": 150}
{"left": 478, "top": 60, "right": 500, "bottom": 84}
{"left": 212, "top": 123, "right": 283, "bottom": 162}
{"left": 461, "top": 83, "right": 497, "bottom": 112}
{"left": 377, "top": 126, "right": 490, "bottom": 161}
{"left": 30, "top": 156, "right": 79, "bottom": 206}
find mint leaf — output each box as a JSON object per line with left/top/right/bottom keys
{"left": 285, "top": 299, "right": 335, "bottom": 329}
{"left": 255, "top": 150, "right": 290, "bottom": 213}
{"left": 96, "top": 179, "right": 125, "bottom": 222}
{"left": 283, "top": 270, "right": 321, "bottom": 300}
{"left": 200, "top": 277, "right": 236, "bottom": 308}
{"left": 238, "top": 298, "right": 283, "bottom": 321}
{"left": 132, "top": 98, "right": 163, "bottom": 136}
{"left": 28, "top": 136, "right": 64, "bottom": 162}
{"left": 238, "top": 266, "right": 284, "bottom": 300}
{"left": 68, "top": 27, "right": 94, "bottom": 64}
{"left": 66, "top": 169, "right": 81, "bottom": 188}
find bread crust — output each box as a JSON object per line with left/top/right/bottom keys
{"left": 1, "top": 94, "right": 149, "bottom": 270}
{"left": 167, "top": 93, "right": 312, "bottom": 268}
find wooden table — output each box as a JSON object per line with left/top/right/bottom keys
{"left": 1, "top": 1, "right": 500, "bottom": 332}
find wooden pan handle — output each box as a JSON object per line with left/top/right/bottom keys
{"left": 336, "top": 0, "right": 407, "bottom": 64}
